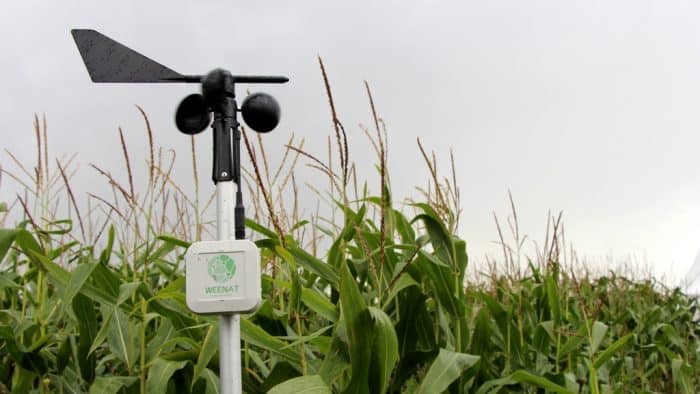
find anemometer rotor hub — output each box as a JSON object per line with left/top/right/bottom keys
{"left": 202, "top": 68, "right": 234, "bottom": 111}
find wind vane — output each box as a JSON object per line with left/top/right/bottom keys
{"left": 72, "top": 28, "right": 288, "bottom": 394}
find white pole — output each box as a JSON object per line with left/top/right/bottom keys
{"left": 219, "top": 314, "right": 242, "bottom": 394}
{"left": 216, "top": 181, "right": 242, "bottom": 394}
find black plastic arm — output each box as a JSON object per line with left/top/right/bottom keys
{"left": 211, "top": 109, "right": 234, "bottom": 183}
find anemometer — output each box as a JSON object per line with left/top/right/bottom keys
{"left": 72, "top": 29, "right": 287, "bottom": 394}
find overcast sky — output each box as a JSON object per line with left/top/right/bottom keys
{"left": 3, "top": 0, "right": 700, "bottom": 285}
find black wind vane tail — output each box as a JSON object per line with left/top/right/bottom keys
{"left": 70, "top": 29, "right": 198, "bottom": 83}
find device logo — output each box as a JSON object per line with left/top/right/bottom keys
{"left": 208, "top": 255, "right": 237, "bottom": 283}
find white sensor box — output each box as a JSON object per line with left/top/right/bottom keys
{"left": 185, "top": 239, "right": 261, "bottom": 314}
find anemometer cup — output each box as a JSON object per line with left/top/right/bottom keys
{"left": 176, "top": 94, "right": 211, "bottom": 135}
{"left": 241, "top": 92, "right": 281, "bottom": 133}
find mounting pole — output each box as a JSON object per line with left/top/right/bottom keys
{"left": 216, "top": 179, "right": 242, "bottom": 394}
{"left": 210, "top": 75, "right": 243, "bottom": 394}
{"left": 215, "top": 179, "right": 240, "bottom": 393}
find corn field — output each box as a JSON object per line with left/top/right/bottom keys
{"left": 1, "top": 62, "right": 699, "bottom": 393}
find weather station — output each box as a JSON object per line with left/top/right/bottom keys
{"left": 72, "top": 29, "right": 288, "bottom": 394}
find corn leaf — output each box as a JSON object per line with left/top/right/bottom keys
{"left": 240, "top": 318, "right": 301, "bottom": 366}
{"left": 268, "top": 375, "right": 332, "bottom": 394}
{"left": 192, "top": 324, "right": 219, "bottom": 390}
{"left": 88, "top": 377, "right": 138, "bottom": 394}
{"left": 72, "top": 293, "right": 97, "bottom": 383}
{"left": 593, "top": 333, "right": 632, "bottom": 369}
{"left": 591, "top": 321, "right": 608, "bottom": 355}
{"left": 339, "top": 260, "right": 372, "bottom": 394}
{"left": 416, "top": 348, "right": 479, "bottom": 394}
{"left": 0, "top": 228, "right": 19, "bottom": 262}
{"left": 368, "top": 307, "right": 398, "bottom": 394}
{"left": 146, "top": 358, "right": 187, "bottom": 393}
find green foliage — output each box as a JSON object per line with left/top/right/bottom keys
{"left": 1, "top": 198, "right": 699, "bottom": 393}
{"left": 1, "top": 87, "right": 698, "bottom": 392}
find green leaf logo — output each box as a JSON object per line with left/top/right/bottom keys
{"left": 207, "top": 255, "right": 236, "bottom": 283}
